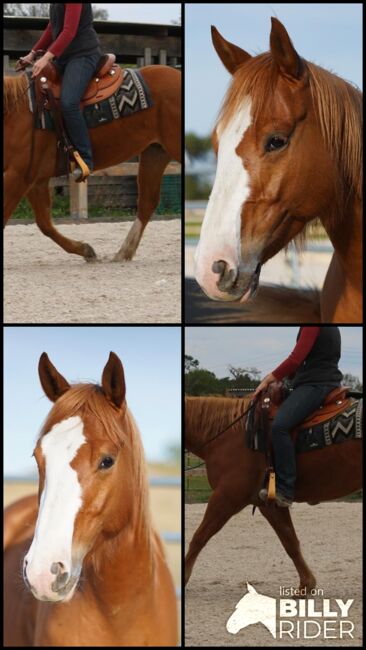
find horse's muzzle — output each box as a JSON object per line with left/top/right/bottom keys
{"left": 211, "top": 260, "right": 261, "bottom": 302}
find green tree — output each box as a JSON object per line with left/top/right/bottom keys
{"left": 185, "top": 175, "right": 211, "bottom": 200}
{"left": 342, "top": 373, "right": 362, "bottom": 391}
{"left": 185, "top": 369, "right": 221, "bottom": 395}
{"left": 185, "top": 355, "right": 200, "bottom": 373}
{"left": 185, "top": 132, "right": 212, "bottom": 158}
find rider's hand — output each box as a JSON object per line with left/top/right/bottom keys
{"left": 253, "top": 373, "right": 277, "bottom": 398}
{"left": 16, "top": 51, "right": 36, "bottom": 71}
{"left": 31, "top": 52, "right": 54, "bottom": 78}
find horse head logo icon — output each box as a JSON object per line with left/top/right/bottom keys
{"left": 227, "top": 583, "right": 276, "bottom": 637}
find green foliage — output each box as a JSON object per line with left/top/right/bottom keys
{"left": 185, "top": 355, "right": 200, "bottom": 373}
{"left": 184, "top": 359, "right": 260, "bottom": 395}
{"left": 185, "top": 132, "right": 212, "bottom": 158}
{"left": 185, "top": 175, "right": 211, "bottom": 200}
{"left": 185, "top": 369, "right": 222, "bottom": 396}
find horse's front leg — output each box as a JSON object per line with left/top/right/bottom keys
{"left": 26, "top": 180, "right": 97, "bottom": 261}
{"left": 113, "top": 144, "right": 171, "bottom": 262}
{"left": 259, "top": 504, "right": 316, "bottom": 593}
{"left": 185, "top": 487, "right": 247, "bottom": 585}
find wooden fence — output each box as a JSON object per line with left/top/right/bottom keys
{"left": 52, "top": 162, "right": 181, "bottom": 219}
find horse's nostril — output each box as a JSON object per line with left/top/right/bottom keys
{"left": 213, "top": 260, "right": 239, "bottom": 292}
{"left": 212, "top": 260, "right": 226, "bottom": 275}
{"left": 51, "top": 561, "right": 65, "bottom": 575}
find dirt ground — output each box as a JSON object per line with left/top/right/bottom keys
{"left": 185, "top": 502, "right": 362, "bottom": 647}
{"left": 4, "top": 220, "right": 181, "bottom": 323}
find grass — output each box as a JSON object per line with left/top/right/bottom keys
{"left": 185, "top": 455, "right": 363, "bottom": 505}
{"left": 185, "top": 474, "right": 212, "bottom": 503}
{"left": 10, "top": 196, "right": 180, "bottom": 222}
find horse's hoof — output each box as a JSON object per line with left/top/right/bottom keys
{"left": 112, "top": 252, "right": 132, "bottom": 262}
{"left": 83, "top": 244, "right": 97, "bottom": 262}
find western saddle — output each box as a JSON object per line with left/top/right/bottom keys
{"left": 17, "top": 51, "right": 124, "bottom": 181}
{"left": 254, "top": 381, "right": 351, "bottom": 502}
{"left": 35, "top": 53, "right": 124, "bottom": 109}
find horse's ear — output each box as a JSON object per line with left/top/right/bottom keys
{"left": 270, "top": 17, "right": 308, "bottom": 82}
{"left": 247, "top": 582, "right": 257, "bottom": 594}
{"left": 211, "top": 26, "right": 251, "bottom": 75}
{"left": 102, "top": 352, "right": 126, "bottom": 409}
{"left": 38, "top": 353, "right": 70, "bottom": 402}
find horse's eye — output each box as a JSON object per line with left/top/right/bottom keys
{"left": 99, "top": 456, "right": 115, "bottom": 470}
{"left": 265, "top": 135, "right": 288, "bottom": 152}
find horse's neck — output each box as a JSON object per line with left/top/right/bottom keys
{"left": 86, "top": 522, "right": 155, "bottom": 605}
{"left": 323, "top": 192, "right": 362, "bottom": 286}
{"left": 186, "top": 398, "right": 245, "bottom": 455}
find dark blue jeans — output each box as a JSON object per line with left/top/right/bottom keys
{"left": 271, "top": 384, "right": 338, "bottom": 499}
{"left": 55, "top": 53, "right": 101, "bottom": 170}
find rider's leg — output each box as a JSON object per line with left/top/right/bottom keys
{"left": 270, "top": 384, "right": 339, "bottom": 501}
{"left": 60, "top": 53, "right": 100, "bottom": 173}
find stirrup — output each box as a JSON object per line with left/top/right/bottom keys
{"left": 70, "top": 151, "right": 91, "bottom": 183}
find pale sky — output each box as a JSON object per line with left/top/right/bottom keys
{"left": 185, "top": 327, "right": 363, "bottom": 380}
{"left": 93, "top": 3, "right": 181, "bottom": 24}
{"left": 4, "top": 326, "right": 181, "bottom": 477}
{"left": 185, "top": 3, "right": 362, "bottom": 135}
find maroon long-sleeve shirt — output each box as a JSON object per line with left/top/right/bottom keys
{"left": 272, "top": 327, "right": 321, "bottom": 380}
{"left": 32, "top": 4, "right": 82, "bottom": 58}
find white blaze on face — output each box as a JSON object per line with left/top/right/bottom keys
{"left": 25, "top": 416, "right": 86, "bottom": 599}
{"left": 195, "top": 98, "right": 252, "bottom": 294}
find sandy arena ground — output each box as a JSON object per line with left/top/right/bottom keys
{"left": 185, "top": 502, "right": 362, "bottom": 647}
{"left": 4, "top": 220, "right": 181, "bottom": 323}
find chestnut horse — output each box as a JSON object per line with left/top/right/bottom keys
{"left": 4, "top": 65, "right": 181, "bottom": 262}
{"left": 4, "top": 352, "right": 177, "bottom": 647}
{"left": 194, "top": 19, "right": 362, "bottom": 323}
{"left": 185, "top": 395, "right": 362, "bottom": 590}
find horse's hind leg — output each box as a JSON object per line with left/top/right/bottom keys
{"left": 113, "top": 144, "right": 171, "bottom": 262}
{"left": 185, "top": 488, "right": 246, "bottom": 585}
{"left": 259, "top": 505, "right": 316, "bottom": 593}
{"left": 26, "top": 180, "right": 96, "bottom": 261}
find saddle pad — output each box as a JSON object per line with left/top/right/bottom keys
{"left": 83, "top": 69, "right": 153, "bottom": 127}
{"left": 295, "top": 398, "right": 363, "bottom": 453}
{"left": 27, "top": 68, "right": 153, "bottom": 131}
{"left": 246, "top": 398, "right": 362, "bottom": 454}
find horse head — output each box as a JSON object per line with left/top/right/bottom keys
{"left": 23, "top": 351, "right": 143, "bottom": 603}
{"left": 195, "top": 18, "right": 342, "bottom": 302}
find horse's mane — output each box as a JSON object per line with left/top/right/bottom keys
{"left": 39, "top": 383, "right": 152, "bottom": 545}
{"left": 185, "top": 394, "right": 252, "bottom": 448}
{"left": 216, "top": 52, "right": 362, "bottom": 222}
{"left": 3, "top": 75, "right": 29, "bottom": 113}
